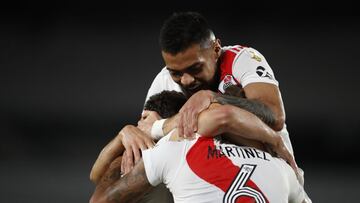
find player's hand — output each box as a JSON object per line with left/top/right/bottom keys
{"left": 137, "top": 110, "right": 162, "bottom": 135}
{"left": 178, "top": 90, "right": 214, "bottom": 138}
{"left": 120, "top": 125, "right": 155, "bottom": 175}
{"left": 270, "top": 135, "right": 299, "bottom": 177}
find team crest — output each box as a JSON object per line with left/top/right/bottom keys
{"left": 250, "top": 50, "right": 262, "bottom": 62}
{"left": 219, "top": 75, "right": 237, "bottom": 93}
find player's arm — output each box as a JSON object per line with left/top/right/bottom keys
{"left": 90, "top": 134, "right": 125, "bottom": 184}
{"left": 242, "top": 82, "right": 285, "bottom": 131}
{"left": 90, "top": 125, "right": 154, "bottom": 184}
{"left": 212, "top": 91, "right": 277, "bottom": 128}
{"left": 231, "top": 48, "right": 285, "bottom": 131}
{"left": 160, "top": 88, "right": 277, "bottom": 137}
{"left": 197, "top": 103, "right": 279, "bottom": 147}
{"left": 197, "top": 103, "right": 297, "bottom": 172}
{"left": 90, "top": 158, "right": 153, "bottom": 203}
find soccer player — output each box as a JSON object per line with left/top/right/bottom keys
{"left": 91, "top": 11, "right": 309, "bottom": 202}
{"left": 90, "top": 91, "right": 308, "bottom": 203}
{"left": 129, "top": 11, "right": 294, "bottom": 173}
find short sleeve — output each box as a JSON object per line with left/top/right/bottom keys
{"left": 142, "top": 138, "right": 184, "bottom": 186}
{"left": 142, "top": 146, "right": 165, "bottom": 186}
{"left": 232, "top": 47, "right": 279, "bottom": 87}
{"left": 144, "top": 67, "right": 182, "bottom": 105}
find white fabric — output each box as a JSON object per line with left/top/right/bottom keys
{"left": 144, "top": 46, "right": 294, "bottom": 155}
{"left": 151, "top": 119, "right": 166, "bottom": 140}
{"left": 142, "top": 134, "right": 306, "bottom": 203}
{"left": 144, "top": 47, "right": 278, "bottom": 104}
{"left": 144, "top": 67, "right": 183, "bottom": 103}
{"left": 229, "top": 47, "right": 279, "bottom": 88}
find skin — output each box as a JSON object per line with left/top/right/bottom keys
{"left": 243, "top": 83, "right": 285, "bottom": 131}
{"left": 161, "top": 40, "right": 286, "bottom": 138}
{"left": 90, "top": 156, "right": 152, "bottom": 203}
{"left": 89, "top": 103, "right": 298, "bottom": 203}
{"left": 90, "top": 124, "right": 154, "bottom": 184}
{"left": 162, "top": 40, "right": 221, "bottom": 97}
{"left": 92, "top": 38, "right": 287, "bottom": 183}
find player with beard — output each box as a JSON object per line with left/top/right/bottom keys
{"left": 136, "top": 11, "right": 293, "bottom": 165}
{"left": 90, "top": 11, "right": 307, "bottom": 202}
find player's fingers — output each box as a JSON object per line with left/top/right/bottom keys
{"left": 191, "top": 112, "right": 198, "bottom": 135}
{"left": 132, "top": 145, "right": 141, "bottom": 164}
{"left": 121, "top": 150, "right": 126, "bottom": 175}
{"left": 123, "top": 150, "right": 130, "bottom": 174}
{"left": 181, "top": 110, "right": 188, "bottom": 138}
{"left": 191, "top": 108, "right": 198, "bottom": 130}
{"left": 125, "top": 149, "right": 134, "bottom": 174}
{"left": 122, "top": 140, "right": 131, "bottom": 153}
{"left": 285, "top": 152, "right": 298, "bottom": 174}
{"left": 185, "top": 110, "right": 193, "bottom": 138}
{"left": 291, "top": 158, "right": 299, "bottom": 173}
{"left": 178, "top": 112, "right": 184, "bottom": 138}
{"left": 138, "top": 142, "right": 148, "bottom": 151}
{"left": 145, "top": 140, "right": 155, "bottom": 149}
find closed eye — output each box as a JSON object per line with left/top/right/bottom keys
{"left": 187, "top": 64, "right": 202, "bottom": 75}
{"left": 169, "top": 70, "right": 183, "bottom": 77}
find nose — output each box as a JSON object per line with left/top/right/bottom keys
{"left": 180, "top": 73, "right": 195, "bottom": 86}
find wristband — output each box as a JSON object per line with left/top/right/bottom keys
{"left": 151, "top": 119, "right": 166, "bottom": 140}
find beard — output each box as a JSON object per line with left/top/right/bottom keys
{"left": 180, "top": 67, "right": 220, "bottom": 98}
{"left": 180, "top": 78, "right": 218, "bottom": 98}
{"left": 181, "top": 83, "right": 203, "bottom": 98}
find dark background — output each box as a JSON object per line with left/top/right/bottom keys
{"left": 1, "top": 1, "right": 359, "bottom": 202}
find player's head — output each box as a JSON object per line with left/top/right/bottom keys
{"left": 144, "top": 91, "right": 187, "bottom": 118}
{"left": 159, "top": 12, "right": 222, "bottom": 97}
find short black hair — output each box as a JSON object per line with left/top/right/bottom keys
{"left": 144, "top": 91, "right": 187, "bottom": 118}
{"left": 159, "top": 12, "right": 212, "bottom": 55}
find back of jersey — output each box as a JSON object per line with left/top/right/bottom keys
{"left": 143, "top": 136, "right": 305, "bottom": 203}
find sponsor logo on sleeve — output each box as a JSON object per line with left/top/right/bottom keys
{"left": 256, "top": 66, "right": 274, "bottom": 80}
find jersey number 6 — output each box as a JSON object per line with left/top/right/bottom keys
{"left": 223, "top": 164, "right": 267, "bottom": 203}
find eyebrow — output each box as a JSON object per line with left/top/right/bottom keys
{"left": 166, "top": 62, "right": 201, "bottom": 73}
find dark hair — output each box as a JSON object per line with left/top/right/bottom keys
{"left": 224, "top": 85, "right": 246, "bottom": 98}
{"left": 159, "top": 12, "right": 212, "bottom": 55}
{"left": 144, "top": 91, "right": 187, "bottom": 118}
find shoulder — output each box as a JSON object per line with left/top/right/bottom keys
{"left": 154, "top": 67, "right": 171, "bottom": 79}
{"left": 218, "top": 45, "right": 247, "bottom": 79}
{"left": 221, "top": 45, "right": 266, "bottom": 63}
{"left": 145, "top": 67, "right": 182, "bottom": 103}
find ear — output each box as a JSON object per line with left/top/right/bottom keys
{"left": 214, "top": 39, "right": 222, "bottom": 59}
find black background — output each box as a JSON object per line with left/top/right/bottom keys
{"left": 1, "top": 1, "right": 359, "bottom": 202}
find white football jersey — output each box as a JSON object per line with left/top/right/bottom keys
{"left": 144, "top": 46, "right": 293, "bottom": 154}
{"left": 142, "top": 134, "right": 305, "bottom": 203}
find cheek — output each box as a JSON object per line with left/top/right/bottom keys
{"left": 203, "top": 63, "right": 216, "bottom": 81}
{"left": 196, "top": 70, "right": 211, "bottom": 83}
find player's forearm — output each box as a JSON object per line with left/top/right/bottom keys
{"left": 223, "top": 105, "right": 279, "bottom": 147}
{"left": 242, "top": 83, "right": 286, "bottom": 131}
{"left": 198, "top": 105, "right": 278, "bottom": 147}
{"left": 212, "top": 93, "right": 276, "bottom": 128}
{"left": 105, "top": 161, "right": 152, "bottom": 203}
{"left": 90, "top": 160, "right": 151, "bottom": 203}
{"left": 90, "top": 157, "right": 123, "bottom": 203}
{"left": 90, "top": 136, "right": 125, "bottom": 184}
